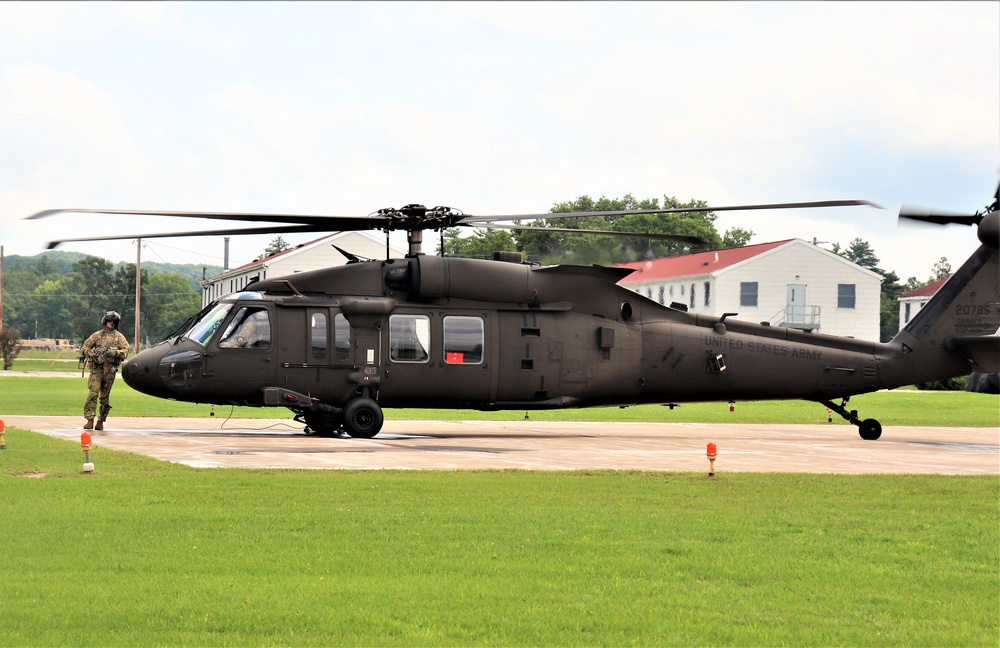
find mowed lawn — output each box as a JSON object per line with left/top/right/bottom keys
{"left": 1, "top": 374, "right": 998, "bottom": 427}
{"left": 1, "top": 371, "right": 998, "bottom": 645}
{"left": 2, "top": 429, "right": 997, "bottom": 646}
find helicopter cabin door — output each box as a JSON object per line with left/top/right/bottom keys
{"left": 204, "top": 303, "right": 277, "bottom": 402}
{"left": 271, "top": 307, "right": 355, "bottom": 402}
{"left": 381, "top": 311, "right": 494, "bottom": 405}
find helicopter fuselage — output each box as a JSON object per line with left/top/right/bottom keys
{"left": 123, "top": 255, "right": 901, "bottom": 429}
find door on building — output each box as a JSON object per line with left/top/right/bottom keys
{"left": 786, "top": 284, "right": 806, "bottom": 324}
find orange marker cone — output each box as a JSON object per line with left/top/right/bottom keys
{"left": 81, "top": 432, "right": 94, "bottom": 473}
{"left": 707, "top": 442, "right": 718, "bottom": 478}
{"left": 0, "top": 419, "right": 6, "bottom": 450}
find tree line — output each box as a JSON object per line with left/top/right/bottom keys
{"left": 442, "top": 194, "right": 753, "bottom": 265}
{"left": 1, "top": 251, "right": 212, "bottom": 348}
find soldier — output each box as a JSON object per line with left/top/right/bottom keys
{"left": 81, "top": 311, "right": 131, "bottom": 431}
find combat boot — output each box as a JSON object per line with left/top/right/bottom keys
{"left": 84, "top": 419, "right": 94, "bottom": 430}
{"left": 95, "top": 420, "right": 104, "bottom": 431}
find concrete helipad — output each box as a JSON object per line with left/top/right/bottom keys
{"left": 4, "top": 415, "right": 998, "bottom": 474}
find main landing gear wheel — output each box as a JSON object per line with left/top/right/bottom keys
{"left": 858, "top": 418, "right": 882, "bottom": 441}
{"left": 343, "top": 398, "right": 384, "bottom": 438}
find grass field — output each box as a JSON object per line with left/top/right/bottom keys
{"left": 2, "top": 429, "right": 997, "bottom": 646}
{"left": 1, "top": 374, "right": 998, "bottom": 427}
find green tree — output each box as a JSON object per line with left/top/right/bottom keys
{"left": 262, "top": 236, "right": 291, "bottom": 258}
{"left": 721, "top": 227, "right": 754, "bottom": 248}
{"left": 108, "top": 263, "right": 148, "bottom": 342}
{"left": 442, "top": 228, "right": 518, "bottom": 259}
{"left": 0, "top": 328, "right": 21, "bottom": 370}
{"left": 143, "top": 273, "right": 202, "bottom": 343}
{"left": 514, "top": 194, "right": 724, "bottom": 265}
{"left": 69, "top": 256, "right": 114, "bottom": 341}
{"left": 32, "top": 279, "right": 76, "bottom": 338}
{"left": 930, "top": 257, "right": 951, "bottom": 281}
{"left": 839, "top": 238, "right": 881, "bottom": 271}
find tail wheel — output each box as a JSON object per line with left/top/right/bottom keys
{"left": 858, "top": 418, "right": 882, "bottom": 441}
{"left": 344, "top": 398, "right": 384, "bottom": 438}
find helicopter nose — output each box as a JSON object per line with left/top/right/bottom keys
{"left": 122, "top": 342, "right": 203, "bottom": 399}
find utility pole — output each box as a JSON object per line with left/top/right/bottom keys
{"left": 134, "top": 238, "right": 141, "bottom": 355}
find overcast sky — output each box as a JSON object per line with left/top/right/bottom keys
{"left": 1, "top": 1, "right": 997, "bottom": 281}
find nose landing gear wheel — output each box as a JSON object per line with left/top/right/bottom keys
{"left": 344, "top": 398, "right": 384, "bottom": 438}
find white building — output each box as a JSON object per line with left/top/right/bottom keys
{"left": 201, "top": 231, "right": 405, "bottom": 306}
{"left": 898, "top": 276, "right": 949, "bottom": 331}
{"left": 616, "top": 238, "right": 883, "bottom": 340}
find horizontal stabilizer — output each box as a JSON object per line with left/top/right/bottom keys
{"left": 950, "top": 336, "right": 1000, "bottom": 373}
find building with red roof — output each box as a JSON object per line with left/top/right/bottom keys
{"left": 201, "top": 231, "right": 405, "bottom": 306}
{"left": 616, "top": 238, "right": 884, "bottom": 340}
{"left": 898, "top": 276, "right": 950, "bottom": 331}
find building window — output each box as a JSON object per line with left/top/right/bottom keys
{"left": 704, "top": 281, "right": 711, "bottom": 307}
{"left": 689, "top": 283, "right": 696, "bottom": 309}
{"left": 740, "top": 282, "right": 758, "bottom": 308}
{"left": 838, "top": 284, "right": 856, "bottom": 309}
{"left": 669, "top": 285, "right": 674, "bottom": 298}
{"left": 904, "top": 302, "right": 911, "bottom": 323}
{"left": 443, "top": 316, "right": 484, "bottom": 364}
{"left": 658, "top": 286, "right": 665, "bottom": 305}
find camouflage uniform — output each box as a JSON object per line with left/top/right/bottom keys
{"left": 81, "top": 315, "right": 131, "bottom": 430}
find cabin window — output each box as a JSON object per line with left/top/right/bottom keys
{"left": 704, "top": 281, "right": 711, "bottom": 307}
{"left": 740, "top": 282, "right": 758, "bottom": 308}
{"left": 334, "top": 313, "right": 350, "bottom": 360}
{"left": 218, "top": 307, "right": 271, "bottom": 349}
{"left": 443, "top": 316, "right": 484, "bottom": 365}
{"left": 310, "top": 312, "right": 327, "bottom": 360}
{"left": 838, "top": 284, "right": 856, "bottom": 309}
{"left": 389, "top": 314, "right": 430, "bottom": 363}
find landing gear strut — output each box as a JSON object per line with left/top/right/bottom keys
{"left": 820, "top": 398, "right": 882, "bottom": 441}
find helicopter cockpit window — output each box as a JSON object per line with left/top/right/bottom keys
{"left": 443, "top": 316, "right": 483, "bottom": 365}
{"left": 187, "top": 302, "right": 233, "bottom": 346}
{"left": 218, "top": 307, "right": 271, "bottom": 349}
{"left": 334, "top": 313, "right": 350, "bottom": 361}
{"left": 389, "top": 314, "right": 430, "bottom": 363}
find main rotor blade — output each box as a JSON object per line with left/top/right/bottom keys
{"left": 27, "top": 208, "right": 387, "bottom": 230}
{"left": 466, "top": 221, "right": 707, "bottom": 245}
{"left": 43, "top": 223, "right": 348, "bottom": 250}
{"left": 458, "top": 199, "right": 880, "bottom": 224}
{"left": 898, "top": 204, "right": 982, "bottom": 226}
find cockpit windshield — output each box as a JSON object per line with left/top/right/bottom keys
{"left": 186, "top": 302, "right": 234, "bottom": 346}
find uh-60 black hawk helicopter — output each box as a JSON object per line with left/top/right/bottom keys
{"left": 29, "top": 189, "right": 1000, "bottom": 440}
